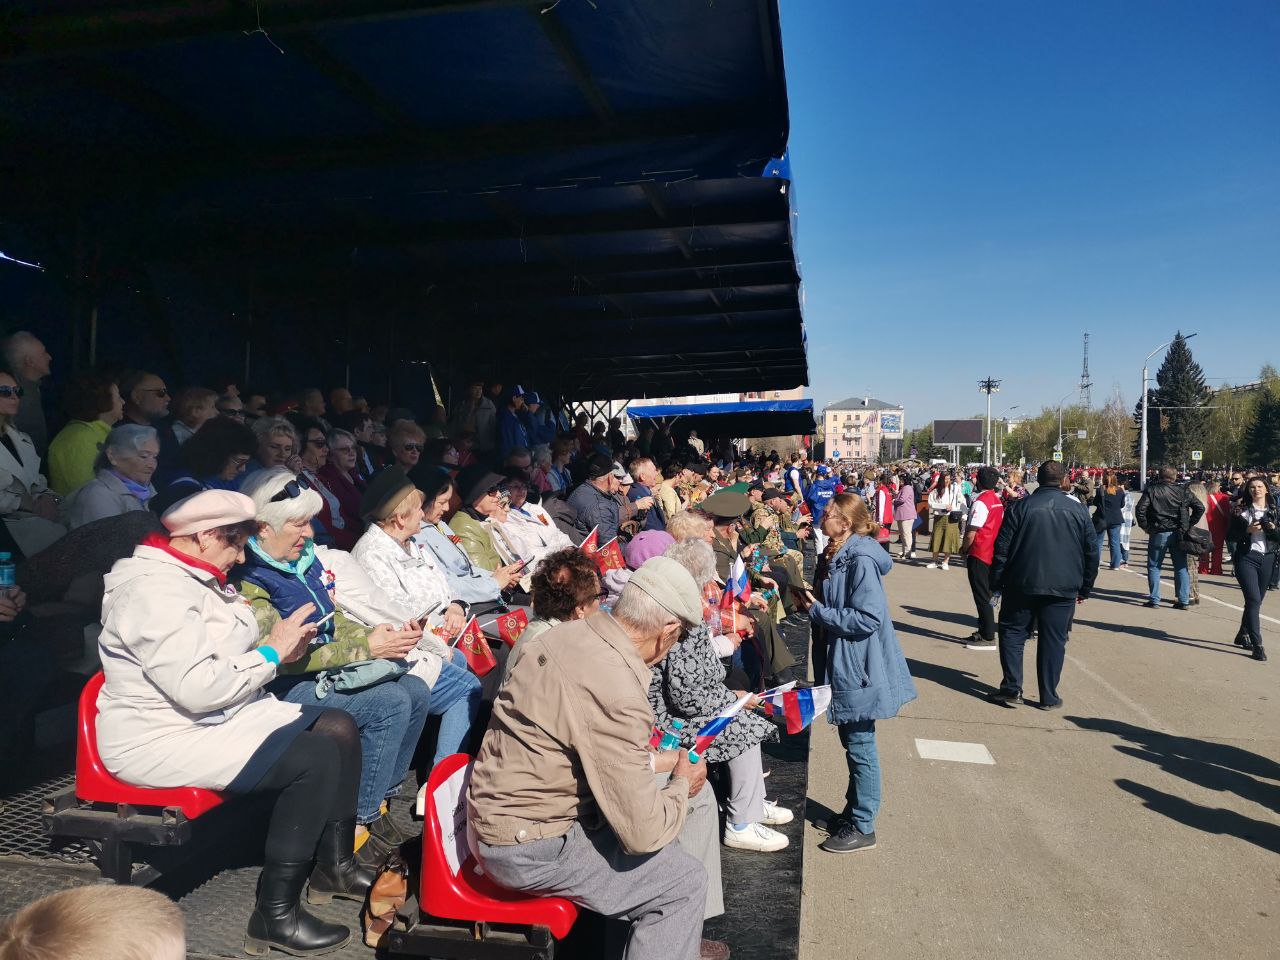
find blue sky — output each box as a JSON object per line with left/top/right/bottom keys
{"left": 779, "top": 0, "right": 1280, "bottom": 427}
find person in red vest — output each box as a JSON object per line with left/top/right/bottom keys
{"left": 961, "top": 467, "right": 1005, "bottom": 649}
{"left": 872, "top": 473, "right": 896, "bottom": 551}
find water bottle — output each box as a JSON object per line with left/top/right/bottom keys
{"left": 0, "top": 552, "right": 15, "bottom": 599}
{"left": 658, "top": 719, "right": 686, "bottom": 751}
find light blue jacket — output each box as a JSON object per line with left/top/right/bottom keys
{"left": 413, "top": 521, "right": 503, "bottom": 605}
{"left": 809, "top": 535, "right": 917, "bottom": 724}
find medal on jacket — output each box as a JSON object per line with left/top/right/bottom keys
{"left": 322, "top": 568, "right": 337, "bottom": 596}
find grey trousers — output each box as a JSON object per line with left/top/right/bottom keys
{"left": 724, "top": 743, "right": 767, "bottom": 826}
{"left": 478, "top": 822, "right": 707, "bottom": 960}
{"left": 659, "top": 771, "right": 723, "bottom": 920}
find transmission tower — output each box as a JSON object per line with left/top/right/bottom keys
{"left": 1078, "top": 332, "right": 1093, "bottom": 408}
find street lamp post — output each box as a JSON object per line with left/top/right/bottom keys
{"left": 978, "top": 378, "right": 1001, "bottom": 464}
{"left": 1055, "top": 389, "right": 1076, "bottom": 460}
{"left": 996, "top": 404, "right": 1019, "bottom": 464}
{"left": 1139, "top": 334, "right": 1197, "bottom": 490}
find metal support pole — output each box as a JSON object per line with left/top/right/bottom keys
{"left": 1139, "top": 364, "right": 1149, "bottom": 490}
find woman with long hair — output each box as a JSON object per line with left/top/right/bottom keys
{"left": 804, "top": 494, "right": 916, "bottom": 854}
{"left": 926, "top": 472, "right": 963, "bottom": 570}
{"left": 1228, "top": 475, "right": 1280, "bottom": 661}
{"left": 1093, "top": 471, "right": 1128, "bottom": 571}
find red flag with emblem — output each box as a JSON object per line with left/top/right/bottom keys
{"left": 497, "top": 608, "right": 530, "bottom": 648}
{"left": 592, "top": 537, "right": 625, "bottom": 576}
{"left": 580, "top": 526, "right": 600, "bottom": 555}
{"left": 451, "top": 616, "right": 497, "bottom": 677}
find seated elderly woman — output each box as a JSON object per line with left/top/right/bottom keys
{"left": 494, "top": 473, "right": 573, "bottom": 574}
{"left": 96, "top": 490, "right": 371, "bottom": 956}
{"left": 246, "top": 416, "right": 303, "bottom": 477}
{"left": 286, "top": 415, "right": 352, "bottom": 550}
{"left": 448, "top": 464, "right": 522, "bottom": 575}
{"left": 386, "top": 420, "right": 426, "bottom": 475}
{"left": 657, "top": 538, "right": 794, "bottom": 856}
{"left": 317, "top": 428, "right": 365, "bottom": 537}
{"left": 351, "top": 467, "right": 482, "bottom": 767}
{"left": 67, "top": 424, "right": 159, "bottom": 529}
{"left": 0, "top": 369, "right": 64, "bottom": 557}
{"left": 237, "top": 467, "right": 430, "bottom": 867}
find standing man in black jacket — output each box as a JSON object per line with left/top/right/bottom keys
{"left": 1135, "top": 464, "right": 1205, "bottom": 610}
{"left": 989, "top": 460, "right": 1099, "bottom": 710}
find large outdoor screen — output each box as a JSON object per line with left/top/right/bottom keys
{"left": 932, "top": 419, "right": 984, "bottom": 446}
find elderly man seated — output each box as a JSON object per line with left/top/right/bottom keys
{"left": 566, "top": 453, "right": 621, "bottom": 542}
{"left": 468, "top": 557, "right": 729, "bottom": 960}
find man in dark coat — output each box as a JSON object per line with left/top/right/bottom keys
{"left": 989, "top": 460, "right": 1099, "bottom": 710}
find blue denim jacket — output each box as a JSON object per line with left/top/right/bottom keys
{"left": 413, "top": 521, "right": 503, "bottom": 605}
{"left": 809, "top": 535, "right": 917, "bottom": 724}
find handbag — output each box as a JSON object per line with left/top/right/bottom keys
{"left": 363, "top": 852, "right": 410, "bottom": 948}
{"left": 948, "top": 509, "right": 963, "bottom": 523}
{"left": 1178, "top": 527, "right": 1212, "bottom": 556}
{"left": 314, "top": 658, "right": 408, "bottom": 699}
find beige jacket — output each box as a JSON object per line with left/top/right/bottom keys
{"left": 468, "top": 612, "right": 688, "bottom": 855}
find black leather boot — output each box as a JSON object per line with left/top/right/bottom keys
{"left": 307, "top": 817, "right": 378, "bottom": 905}
{"left": 245, "top": 860, "right": 351, "bottom": 957}
{"left": 354, "top": 811, "right": 419, "bottom": 872}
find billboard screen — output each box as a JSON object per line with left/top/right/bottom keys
{"left": 880, "top": 413, "right": 902, "bottom": 434}
{"left": 933, "top": 419, "right": 984, "bottom": 446}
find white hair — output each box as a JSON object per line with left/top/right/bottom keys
{"left": 663, "top": 538, "right": 717, "bottom": 589}
{"left": 1, "top": 331, "right": 40, "bottom": 371}
{"left": 612, "top": 582, "right": 679, "bottom": 635}
{"left": 239, "top": 466, "right": 323, "bottom": 531}
{"left": 665, "top": 509, "right": 713, "bottom": 543}
{"left": 93, "top": 424, "right": 157, "bottom": 471}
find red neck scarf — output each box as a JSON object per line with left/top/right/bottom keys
{"left": 141, "top": 532, "right": 229, "bottom": 587}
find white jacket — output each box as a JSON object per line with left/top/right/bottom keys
{"left": 498, "top": 503, "right": 574, "bottom": 574}
{"left": 96, "top": 544, "right": 304, "bottom": 790}
{"left": 928, "top": 485, "right": 965, "bottom": 517}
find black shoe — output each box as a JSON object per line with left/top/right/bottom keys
{"left": 246, "top": 860, "right": 351, "bottom": 957}
{"left": 1036, "top": 699, "right": 1063, "bottom": 711}
{"left": 819, "top": 824, "right": 877, "bottom": 854}
{"left": 1172, "top": 602, "right": 1189, "bottom": 611}
{"left": 1251, "top": 645, "right": 1267, "bottom": 662}
{"left": 988, "top": 689, "right": 1022, "bottom": 708}
{"left": 355, "top": 810, "right": 419, "bottom": 872}
{"left": 1234, "top": 629, "right": 1254, "bottom": 649}
{"left": 307, "top": 817, "right": 378, "bottom": 905}
{"left": 964, "top": 633, "right": 998, "bottom": 650}
{"left": 823, "top": 812, "right": 852, "bottom": 834}
{"left": 1142, "top": 600, "right": 1158, "bottom": 608}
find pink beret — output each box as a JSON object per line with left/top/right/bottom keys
{"left": 162, "top": 490, "right": 257, "bottom": 536}
{"left": 624, "top": 530, "right": 675, "bottom": 571}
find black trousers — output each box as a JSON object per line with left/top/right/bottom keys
{"left": 967, "top": 558, "right": 996, "bottom": 641}
{"left": 1235, "top": 552, "right": 1276, "bottom": 648}
{"left": 998, "top": 592, "right": 1075, "bottom": 706}
{"left": 243, "top": 710, "right": 361, "bottom": 864}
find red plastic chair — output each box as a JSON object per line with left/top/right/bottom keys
{"left": 420, "top": 753, "right": 577, "bottom": 939}
{"left": 75, "top": 672, "right": 225, "bottom": 818}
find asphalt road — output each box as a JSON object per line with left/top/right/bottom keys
{"left": 799, "top": 529, "right": 1279, "bottom": 960}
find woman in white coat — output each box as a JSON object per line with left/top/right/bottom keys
{"left": 495, "top": 473, "right": 574, "bottom": 573}
{"left": 0, "top": 369, "right": 65, "bottom": 556}
{"left": 96, "top": 490, "right": 373, "bottom": 957}
{"left": 66, "top": 424, "right": 159, "bottom": 529}
{"left": 350, "top": 467, "right": 482, "bottom": 769}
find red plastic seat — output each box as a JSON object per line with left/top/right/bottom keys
{"left": 420, "top": 753, "right": 577, "bottom": 939}
{"left": 75, "top": 672, "right": 225, "bottom": 818}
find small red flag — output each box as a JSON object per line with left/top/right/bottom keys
{"left": 497, "top": 608, "right": 529, "bottom": 648}
{"left": 452, "top": 616, "right": 497, "bottom": 677}
{"left": 592, "top": 538, "right": 626, "bottom": 576}
{"left": 580, "top": 526, "right": 600, "bottom": 555}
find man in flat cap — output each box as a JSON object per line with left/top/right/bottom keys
{"left": 566, "top": 453, "right": 622, "bottom": 543}
{"left": 469, "top": 558, "right": 729, "bottom": 960}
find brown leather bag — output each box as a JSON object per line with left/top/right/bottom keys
{"left": 363, "top": 852, "right": 410, "bottom": 948}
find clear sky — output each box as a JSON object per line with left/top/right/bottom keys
{"left": 779, "top": 0, "right": 1280, "bottom": 428}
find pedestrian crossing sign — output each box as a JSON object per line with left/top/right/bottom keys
{"left": 1052, "top": 451, "right": 1063, "bottom": 461}
{"left": 1191, "top": 450, "right": 1202, "bottom": 461}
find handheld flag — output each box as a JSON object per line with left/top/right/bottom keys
{"left": 450, "top": 616, "right": 497, "bottom": 677}
{"left": 592, "top": 537, "right": 626, "bottom": 576}
{"left": 726, "top": 556, "right": 752, "bottom": 602}
{"left": 688, "top": 693, "right": 753, "bottom": 761}
{"left": 496, "top": 608, "right": 529, "bottom": 648}
{"left": 758, "top": 685, "right": 833, "bottom": 735}
{"left": 580, "top": 526, "right": 600, "bottom": 555}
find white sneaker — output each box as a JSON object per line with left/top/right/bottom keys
{"left": 942, "top": 561, "right": 950, "bottom": 571}
{"left": 925, "top": 562, "right": 939, "bottom": 569}
{"left": 760, "top": 800, "right": 794, "bottom": 826}
{"left": 723, "top": 822, "right": 789, "bottom": 852}
{"left": 909, "top": 551, "right": 916, "bottom": 560}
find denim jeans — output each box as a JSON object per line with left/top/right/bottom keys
{"left": 837, "top": 719, "right": 880, "bottom": 834}
{"left": 271, "top": 673, "right": 431, "bottom": 823}
{"left": 1097, "top": 524, "right": 1124, "bottom": 570}
{"left": 430, "top": 651, "right": 483, "bottom": 767}
{"left": 1147, "top": 530, "right": 1190, "bottom": 605}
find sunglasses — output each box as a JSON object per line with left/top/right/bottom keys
{"left": 401, "top": 443, "right": 423, "bottom": 453}
{"left": 139, "top": 387, "right": 170, "bottom": 398}
{"left": 308, "top": 437, "right": 329, "bottom": 448}
{"left": 0, "top": 386, "right": 24, "bottom": 399}
{"left": 269, "top": 474, "right": 314, "bottom": 503}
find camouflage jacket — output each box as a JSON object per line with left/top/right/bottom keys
{"left": 240, "top": 579, "right": 372, "bottom": 675}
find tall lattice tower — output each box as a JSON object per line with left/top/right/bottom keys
{"left": 1079, "top": 332, "right": 1093, "bottom": 408}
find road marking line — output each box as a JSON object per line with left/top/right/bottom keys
{"left": 1117, "top": 567, "right": 1280, "bottom": 625}
{"left": 1064, "top": 653, "right": 1170, "bottom": 734}
{"left": 914, "top": 738, "right": 995, "bottom": 764}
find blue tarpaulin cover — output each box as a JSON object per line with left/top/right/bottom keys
{"left": 628, "top": 399, "right": 813, "bottom": 438}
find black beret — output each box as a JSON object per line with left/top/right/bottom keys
{"left": 455, "top": 464, "right": 506, "bottom": 506}
{"left": 360, "top": 466, "right": 418, "bottom": 521}
{"left": 584, "top": 453, "right": 614, "bottom": 480}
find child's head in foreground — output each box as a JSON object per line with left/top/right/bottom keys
{"left": 0, "top": 884, "right": 185, "bottom": 960}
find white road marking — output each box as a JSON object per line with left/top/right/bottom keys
{"left": 914, "top": 738, "right": 995, "bottom": 764}
{"left": 1117, "top": 567, "right": 1280, "bottom": 625}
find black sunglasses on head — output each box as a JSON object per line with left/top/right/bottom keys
{"left": 269, "top": 474, "right": 314, "bottom": 502}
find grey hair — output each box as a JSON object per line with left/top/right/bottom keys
{"left": 327, "top": 427, "right": 356, "bottom": 448}
{"left": 239, "top": 466, "right": 323, "bottom": 531}
{"left": 93, "top": 424, "right": 158, "bottom": 471}
{"left": 0, "top": 331, "right": 40, "bottom": 371}
{"left": 663, "top": 538, "right": 717, "bottom": 588}
{"left": 665, "top": 509, "right": 713, "bottom": 543}
{"left": 612, "top": 582, "right": 680, "bottom": 636}
{"left": 252, "top": 415, "right": 299, "bottom": 446}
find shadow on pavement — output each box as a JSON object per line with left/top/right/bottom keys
{"left": 901, "top": 605, "right": 976, "bottom": 628}
{"left": 1073, "top": 618, "right": 1244, "bottom": 656}
{"left": 905, "top": 657, "right": 1000, "bottom": 701}
{"left": 1067, "top": 716, "right": 1280, "bottom": 854}
{"left": 803, "top": 798, "right": 841, "bottom": 834}
{"left": 895, "top": 621, "right": 971, "bottom": 645}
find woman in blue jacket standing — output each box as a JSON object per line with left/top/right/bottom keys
{"left": 805, "top": 493, "right": 917, "bottom": 854}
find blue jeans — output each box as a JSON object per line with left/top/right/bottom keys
{"left": 1097, "top": 524, "right": 1124, "bottom": 570}
{"left": 837, "top": 719, "right": 880, "bottom": 834}
{"left": 431, "top": 651, "right": 483, "bottom": 767}
{"left": 1147, "top": 530, "right": 1190, "bottom": 605}
{"left": 272, "top": 673, "right": 431, "bottom": 823}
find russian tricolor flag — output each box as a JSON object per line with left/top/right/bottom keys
{"left": 726, "top": 556, "right": 751, "bottom": 602}
{"left": 760, "top": 685, "right": 833, "bottom": 735}
{"left": 688, "top": 692, "right": 753, "bottom": 760}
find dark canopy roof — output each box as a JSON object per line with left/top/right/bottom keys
{"left": 628, "top": 398, "right": 814, "bottom": 438}
{"left": 0, "top": 0, "right": 807, "bottom": 403}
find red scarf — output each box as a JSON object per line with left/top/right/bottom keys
{"left": 141, "top": 532, "right": 229, "bottom": 587}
